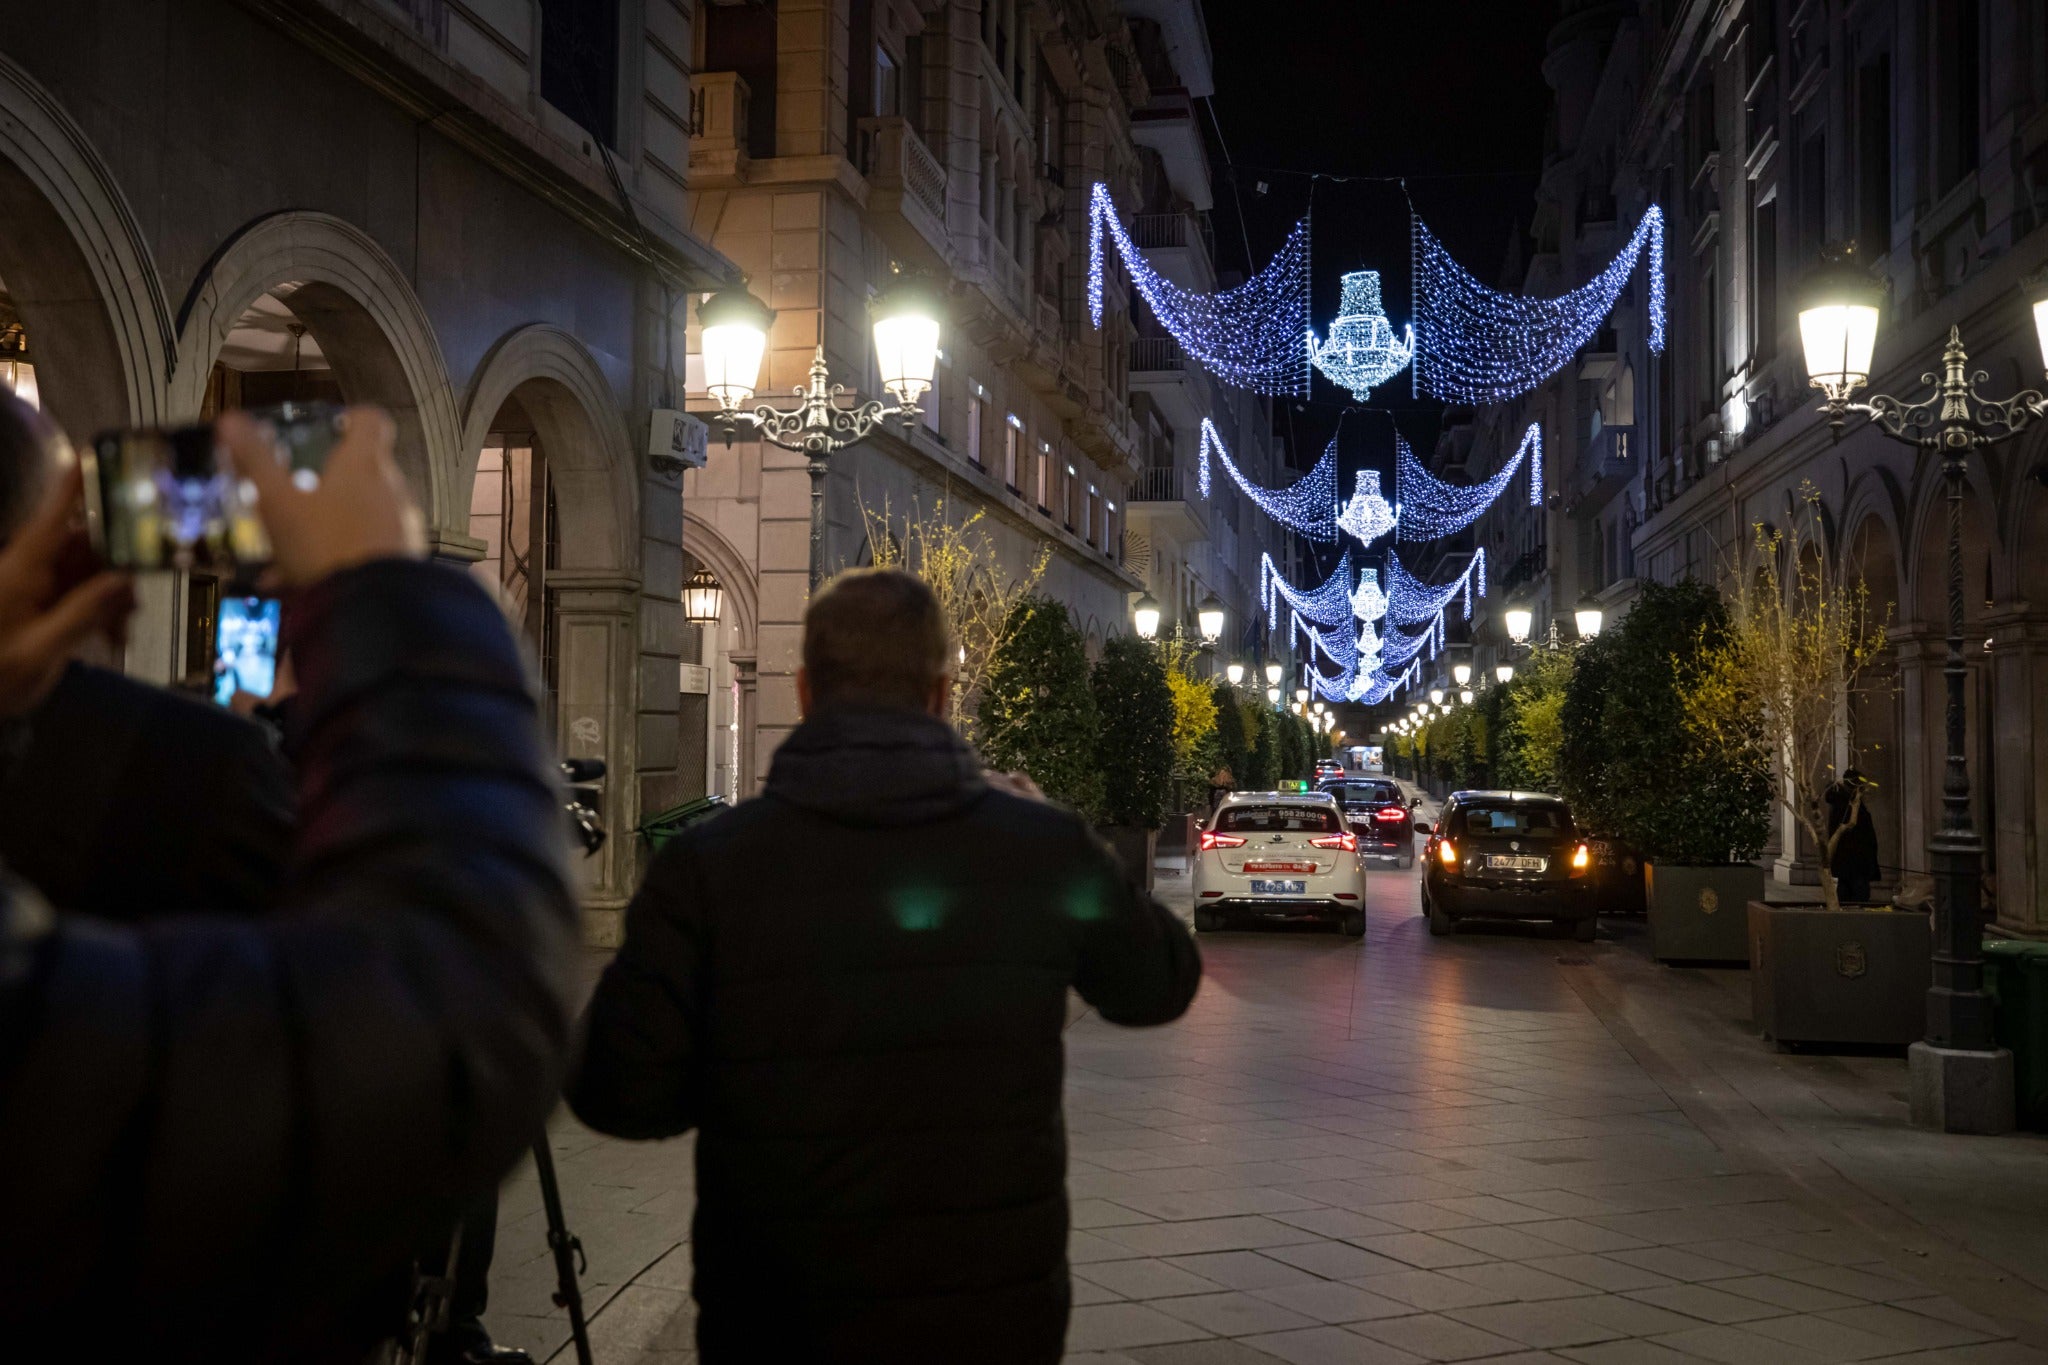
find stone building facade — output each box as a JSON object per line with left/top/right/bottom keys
{"left": 1452, "top": 0, "right": 2048, "bottom": 932}
{"left": 0, "top": 0, "right": 737, "bottom": 940}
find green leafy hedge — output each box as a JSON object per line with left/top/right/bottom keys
{"left": 1091, "top": 635, "right": 1175, "bottom": 827}
{"left": 977, "top": 595, "right": 1102, "bottom": 816}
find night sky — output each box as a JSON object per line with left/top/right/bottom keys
{"left": 1201, "top": 0, "right": 1559, "bottom": 539}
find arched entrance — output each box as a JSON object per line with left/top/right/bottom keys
{"left": 682, "top": 510, "right": 759, "bottom": 802}
{"left": 1991, "top": 457, "right": 2048, "bottom": 931}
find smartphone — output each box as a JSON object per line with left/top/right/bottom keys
{"left": 82, "top": 401, "right": 344, "bottom": 574}
{"left": 212, "top": 595, "right": 282, "bottom": 707}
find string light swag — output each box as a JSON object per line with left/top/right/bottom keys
{"left": 1259, "top": 550, "right": 1357, "bottom": 631}
{"left": 1395, "top": 422, "right": 1542, "bottom": 541}
{"left": 1310, "top": 270, "right": 1414, "bottom": 400}
{"left": 1412, "top": 204, "right": 1666, "bottom": 403}
{"left": 1088, "top": 182, "right": 1311, "bottom": 395}
{"left": 1336, "top": 469, "right": 1396, "bottom": 546}
{"left": 1385, "top": 545, "right": 1487, "bottom": 628}
{"left": 1198, "top": 419, "right": 1339, "bottom": 541}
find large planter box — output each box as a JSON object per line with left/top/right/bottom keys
{"left": 1648, "top": 863, "right": 1765, "bottom": 963}
{"left": 1749, "top": 901, "right": 1931, "bottom": 1047}
{"left": 1097, "top": 825, "right": 1158, "bottom": 892}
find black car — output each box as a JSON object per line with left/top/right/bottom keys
{"left": 1419, "top": 790, "right": 1596, "bottom": 940}
{"left": 1320, "top": 776, "right": 1415, "bottom": 868}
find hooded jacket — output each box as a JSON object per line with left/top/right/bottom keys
{"left": 568, "top": 706, "right": 1200, "bottom": 1364}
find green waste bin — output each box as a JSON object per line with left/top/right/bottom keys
{"left": 1983, "top": 938, "right": 2048, "bottom": 1131}
{"left": 637, "top": 794, "right": 730, "bottom": 853}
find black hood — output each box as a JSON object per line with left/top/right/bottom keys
{"left": 765, "top": 706, "right": 989, "bottom": 827}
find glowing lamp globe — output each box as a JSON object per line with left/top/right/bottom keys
{"left": 1459, "top": 688, "right": 1475, "bottom": 705}
{"left": 1294, "top": 686, "right": 1310, "bottom": 705}
{"left": 1504, "top": 606, "right": 1533, "bottom": 645}
{"left": 1796, "top": 248, "right": 1884, "bottom": 402}
{"left": 1452, "top": 662, "right": 1472, "bottom": 687}
{"left": 1132, "top": 592, "right": 1162, "bottom": 640}
{"left": 870, "top": 275, "right": 942, "bottom": 409}
{"left": 1225, "top": 662, "right": 1245, "bottom": 686}
{"left": 1266, "top": 686, "right": 1282, "bottom": 704}
{"left": 1429, "top": 688, "right": 1445, "bottom": 706}
{"left": 681, "top": 567, "right": 725, "bottom": 625}
{"left": 1196, "top": 593, "right": 1226, "bottom": 644}
{"left": 699, "top": 288, "right": 775, "bottom": 411}
{"left": 1495, "top": 663, "right": 1514, "bottom": 684}
{"left": 1574, "top": 595, "right": 1605, "bottom": 640}
{"left": 2029, "top": 271, "right": 2048, "bottom": 375}
{"left": 1264, "top": 660, "right": 1283, "bottom": 686}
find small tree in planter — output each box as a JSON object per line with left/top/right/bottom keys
{"left": 1558, "top": 630, "right": 1624, "bottom": 835}
{"left": 1090, "top": 635, "right": 1176, "bottom": 884}
{"left": 978, "top": 596, "right": 1101, "bottom": 816}
{"left": 1212, "top": 682, "right": 1249, "bottom": 790}
{"left": 1243, "top": 703, "right": 1275, "bottom": 789}
{"left": 1492, "top": 648, "right": 1573, "bottom": 792}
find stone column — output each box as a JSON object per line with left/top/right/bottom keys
{"left": 548, "top": 571, "right": 641, "bottom": 945}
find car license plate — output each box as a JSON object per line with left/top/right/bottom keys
{"left": 1249, "top": 879, "right": 1306, "bottom": 895}
{"left": 1244, "top": 860, "right": 1314, "bottom": 874}
{"left": 1488, "top": 855, "right": 1546, "bottom": 872}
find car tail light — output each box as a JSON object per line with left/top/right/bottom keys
{"left": 1310, "top": 832, "right": 1358, "bottom": 851}
{"left": 1437, "top": 839, "right": 1459, "bottom": 868}
{"left": 1200, "top": 830, "right": 1247, "bottom": 851}
{"left": 1373, "top": 807, "right": 1407, "bottom": 822}
{"left": 1570, "top": 842, "right": 1591, "bottom": 876}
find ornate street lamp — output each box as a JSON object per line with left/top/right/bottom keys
{"left": 1196, "top": 593, "right": 1226, "bottom": 644}
{"left": 1265, "top": 685, "right": 1282, "bottom": 705}
{"left": 1132, "top": 593, "right": 1163, "bottom": 640}
{"left": 1428, "top": 688, "right": 1445, "bottom": 706}
{"left": 1459, "top": 688, "right": 1475, "bottom": 706}
{"left": 1503, "top": 603, "right": 1534, "bottom": 646}
{"left": 1573, "top": 594, "right": 1605, "bottom": 640}
{"left": 1451, "top": 660, "right": 1472, "bottom": 687}
{"left": 681, "top": 566, "right": 725, "bottom": 626}
{"left": 1225, "top": 662, "right": 1245, "bottom": 686}
{"left": 1294, "top": 686, "right": 1310, "bottom": 705}
{"left": 1495, "top": 663, "right": 1514, "bottom": 685}
{"left": 699, "top": 276, "right": 943, "bottom": 589}
{"left": 1264, "top": 660, "right": 1283, "bottom": 686}
{"left": 1795, "top": 250, "right": 2048, "bottom": 1133}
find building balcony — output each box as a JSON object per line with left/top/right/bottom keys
{"left": 1578, "top": 423, "right": 1636, "bottom": 502}
{"left": 856, "top": 116, "right": 950, "bottom": 268}
{"left": 1131, "top": 336, "right": 1205, "bottom": 432}
{"left": 1126, "top": 464, "right": 1209, "bottom": 547}
{"left": 689, "top": 72, "right": 751, "bottom": 178}
{"left": 1129, "top": 210, "right": 1216, "bottom": 293}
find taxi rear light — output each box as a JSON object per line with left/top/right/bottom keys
{"left": 1309, "top": 832, "right": 1358, "bottom": 851}
{"left": 1200, "top": 831, "right": 1247, "bottom": 851}
{"left": 1373, "top": 807, "right": 1407, "bottom": 822}
{"left": 1199, "top": 890, "right": 1224, "bottom": 898}
{"left": 1437, "top": 839, "right": 1459, "bottom": 867}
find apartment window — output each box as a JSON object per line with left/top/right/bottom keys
{"left": 1065, "top": 463, "right": 1079, "bottom": 528}
{"left": 1752, "top": 195, "right": 1778, "bottom": 362}
{"left": 1038, "top": 65, "right": 1067, "bottom": 183}
{"left": 1004, "top": 413, "right": 1023, "bottom": 490}
{"left": 1698, "top": 263, "right": 1718, "bottom": 418}
{"left": 1934, "top": 1, "right": 1981, "bottom": 193}
{"left": 540, "top": 0, "right": 620, "bottom": 148}
{"left": 873, "top": 46, "right": 899, "bottom": 118}
{"left": 902, "top": 36, "right": 924, "bottom": 133}
{"left": 1035, "top": 439, "right": 1051, "bottom": 510}
{"left": 1856, "top": 54, "right": 1893, "bottom": 256}
{"left": 1795, "top": 130, "right": 1826, "bottom": 268}
{"left": 1086, "top": 483, "right": 1100, "bottom": 546}
{"left": 967, "top": 382, "right": 986, "bottom": 466}
{"left": 1106, "top": 497, "right": 1119, "bottom": 558}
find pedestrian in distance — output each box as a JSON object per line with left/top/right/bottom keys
{"left": 568, "top": 567, "right": 1202, "bottom": 1365}
{"left": 1826, "top": 768, "right": 1881, "bottom": 905}
{"left": 1209, "top": 764, "right": 1235, "bottom": 812}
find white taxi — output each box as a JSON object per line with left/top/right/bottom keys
{"left": 1193, "top": 791, "right": 1367, "bottom": 938}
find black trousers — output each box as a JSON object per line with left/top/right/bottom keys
{"left": 1837, "top": 873, "right": 1872, "bottom": 904}
{"left": 422, "top": 1190, "right": 500, "bottom": 1341}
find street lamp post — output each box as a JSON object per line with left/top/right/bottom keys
{"left": 1795, "top": 248, "right": 2048, "bottom": 1134}
{"left": 699, "top": 278, "right": 943, "bottom": 590}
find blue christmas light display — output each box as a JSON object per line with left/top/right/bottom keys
{"left": 1351, "top": 566, "right": 1387, "bottom": 625}
{"left": 1385, "top": 544, "right": 1487, "bottom": 628}
{"left": 1087, "top": 182, "right": 1311, "bottom": 395}
{"left": 1200, "top": 420, "right": 1338, "bottom": 541}
{"left": 1336, "top": 469, "right": 1396, "bottom": 547}
{"left": 1259, "top": 550, "right": 1356, "bottom": 632}
{"left": 1310, "top": 270, "right": 1413, "bottom": 400}
{"left": 1412, "top": 205, "right": 1665, "bottom": 403}
{"left": 1395, "top": 422, "right": 1543, "bottom": 541}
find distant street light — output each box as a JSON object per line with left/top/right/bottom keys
{"left": 1495, "top": 663, "right": 1514, "bottom": 684}
{"left": 1504, "top": 604, "right": 1534, "bottom": 645}
{"left": 1574, "top": 595, "right": 1605, "bottom": 640}
{"left": 1264, "top": 660, "right": 1283, "bottom": 686}
{"left": 1197, "top": 593, "right": 1226, "bottom": 644}
{"left": 1265, "top": 685, "right": 1282, "bottom": 704}
{"left": 1294, "top": 686, "right": 1310, "bottom": 704}
{"left": 1225, "top": 662, "right": 1245, "bottom": 686}
{"left": 1452, "top": 661, "right": 1472, "bottom": 687}
{"left": 1133, "top": 593, "right": 1162, "bottom": 640}
{"left": 1459, "top": 688, "right": 1475, "bottom": 705}
{"left": 1428, "top": 688, "right": 1444, "bottom": 706}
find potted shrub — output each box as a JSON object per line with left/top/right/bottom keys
{"left": 1090, "top": 634, "right": 1175, "bottom": 888}
{"left": 1686, "top": 489, "right": 1917, "bottom": 1044}
{"left": 978, "top": 595, "right": 1102, "bottom": 815}
{"left": 1602, "top": 581, "right": 1772, "bottom": 962}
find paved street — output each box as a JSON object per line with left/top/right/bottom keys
{"left": 486, "top": 825, "right": 2048, "bottom": 1364}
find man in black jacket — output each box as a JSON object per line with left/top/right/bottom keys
{"left": 0, "top": 410, "right": 577, "bottom": 1361}
{"left": 569, "top": 569, "right": 1201, "bottom": 1364}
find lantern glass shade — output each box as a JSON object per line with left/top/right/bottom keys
{"left": 1452, "top": 662, "right": 1472, "bottom": 687}
{"left": 2030, "top": 275, "right": 2048, "bottom": 373}
{"left": 699, "top": 289, "right": 774, "bottom": 410}
{"left": 1225, "top": 662, "right": 1244, "bottom": 685}
{"left": 870, "top": 276, "right": 942, "bottom": 408}
{"left": 1294, "top": 686, "right": 1310, "bottom": 704}
{"left": 1291, "top": 701, "right": 1304, "bottom": 715}
{"left": 1265, "top": 686, "right": 1281, "bottom": 704}
{"left": 1459, "top": 688, "right": 1475, "bottom": 705}
{"left": 1495, "top": 663, "right": 1514, "bottom": 684}
{"left": 1504, "top": 606, "right": 1533, "bottom": 644}
{"left": 1429, "top": 688, "right": 1445, "bottom": 706}
{"left": 1264, "top": 660, "right": 1283, "bottom": 685}
{"left": 0, "top": 325, "right": 37, "bottom": 411}
{"left": 1132, "top": 592, "right": 1162, "bottom": 640}
{"left": 1196, "top": 593, "right": 1226, "bottom": 643}
{"left": 1312, "top": 700, "right": 1325, "bottom": 714}
{"left": 681, "top": 566, "right": 725, "bottom": 625}
{"left": 1575, "top": 598, "right": 1605, "bottom": 639}
{"left": 1796, "top": 252, "right": 1884, "bottom": 400}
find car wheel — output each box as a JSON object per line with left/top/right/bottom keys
{"left": 1339, "top": 911, "right": 1366, "bottom": 938}
{"left": 1573, "top": 916, "right": 1597, "bottom": 943}
{"left": 1194, "top": 907, "right": 1222, "bottom": 933}
{"left": 1428, "top": 901, "right": 1455, "bottom": 936}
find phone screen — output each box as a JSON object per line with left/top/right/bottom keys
{"left": 213, "top": 596, "right": 282, "bottom": 707}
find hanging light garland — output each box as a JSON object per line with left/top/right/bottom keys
{"left": 1412, "top": 204, "right": 1666, "bottom": 403}
{"left": 1087, "top": 182, "right": 1311, "bottom": 396}
{"left": 1335, "top": 469, "right": 1396, "bottom": 546}
{"left": 1385, "top": 544, "right": 1487, "bottom": 628}
{"left": 1259, "top": 550, "right": 1356, "bottom": 631}
{"left": 1395, "top": 422, "right": 1543, "bottom": 541}
{"left": 1199, "top": 419, "right": 1339, "bottom": 540}
{"left": 1309, "top": 270, "right": 1413, "bottom": 400}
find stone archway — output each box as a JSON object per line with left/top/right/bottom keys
{"left": 0, "top": 49, "right": 172, "bottom": 437}
{"left": 172, "top": 211, "right": 461, "bottom": 527}
{"left": 683, "top": 509, "right": 760, "bottom": 804}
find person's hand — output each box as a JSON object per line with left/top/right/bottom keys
{"left": 984, "top": 769, "right": 1046, "bottom": 803}
{"left": 220, "top": 407, "right": 425, "bottom": 588}
{"left": 0, "top": 466, "right": 134, "bottom": 719}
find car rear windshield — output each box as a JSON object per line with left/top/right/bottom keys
{"left": 1326, "top": 781, "right": 1399, "bottom": 805}
{"left": 1217, "top": 804, "right": 1342, "bottom": 833}
{"left": 1454, "top": 804, "right": 1567, "bottom": 835}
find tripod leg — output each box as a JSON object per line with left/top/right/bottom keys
{"left": 532, "top": 1135, "right": 595, "bottom": 1365}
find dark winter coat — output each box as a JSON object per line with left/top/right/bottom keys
{"left": 0, "top": 662, "right": 294, "bottom": 917}
{"left": 568, "top": 706, "right": 1201, "bottom": 1365}
{"left": 0, "top": 562, "right": 578, "bottom": 1362}
{"left": 1826, "top": 782, "right": 1881, "bottom": 882}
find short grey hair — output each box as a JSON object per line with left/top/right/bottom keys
{"left": 0, "top": 392, "right": 64, "bottom": 542}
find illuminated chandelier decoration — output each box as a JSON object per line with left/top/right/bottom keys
{"left": 1336, "top": 469, "right": 1396, "bottom": 546}
{"left": 1199, "top": 419, "right": 1339, "bottom": 540}
{"left": 1088, "top": 182, "right": 1311, "bottom": 395}
{"left": 1413, "top": 204, "right": 1666, "bottom": 403}
{"left": 1350, "top": 566, "right": 1388, "bottom": 625}
{"left": 1396, "top": 422, "right": 1543, "bottom": 541}
{"left": 1310, "top": 270, "right": 1414, "bottom": 400}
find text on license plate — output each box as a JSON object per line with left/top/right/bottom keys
{"left": 1243, "top": 861, "right": 1315, "bottom": 874}
{"left": 1249, "top": 879, "right": 1306, "bottom": 895}
{"left": 1487, "top": 855, "right": 1546, "bottom": 871}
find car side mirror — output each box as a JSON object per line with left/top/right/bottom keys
{"left": 1415, "top": 821, "right": 1434, "bottom": 835}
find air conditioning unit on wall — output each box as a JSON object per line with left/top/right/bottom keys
{"left": 649, "top": 409, "right": 710, "bottom": 474}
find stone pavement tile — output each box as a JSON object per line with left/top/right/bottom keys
{"left": 1896, "top": 1296, "right": 2018, "bottom": 1338}
{"left": 1649, "top": 1323, "right": 1843, "bottom": 1365}
{"left": 1604, "top": 1246, "right": 1748, "bottom": 1282}
{"left": 1066, "top": 1302, "right": 1218, "bottom": 1352}
{"left": 1350, "top": 1311, "right": 1530, "bottom": 1361}
{"left": 1556, "top": 1340, "right": 1707, "bottom": 1364}
{"left": 1357, "top": 1201, "right": 1490, "bottom": 1232}
{"left": 1078, "top": 1257, "right": 1230, "bottom": 1300}
{"left": 1354, "top": 1269, "right": 1518, "bottom": 1312}
{"left": 1441, "top": 1262, "right": 1599, "bottom": 1302}
{"left": 1782, "top": 1262, "right": 1937, "bottom": 1303}
{"left": 1512, "top": 1219, "right": 1656, "bottom": 1255}
{"left": 1241, "top": 1325, "right": 1429, "bottom": 1365}
{"left": 1750, "top": 1231, "right": 1899, "bottom": 1266}
{"left": 1103, "top": 1216, "right": 1329, "bottom": 1257}
{"left": 1064, "top": 1354, "right": 1146, "bottom": 1365}
{"left": 1349, "top": 1232, "right": 1497, "bottom": 1269}
{"left": 1440, "top": 1300, "right": 1629, "bottom": 1350}
{"left": 1076, "top": 1277, "right": 1128, "bottom": 1305}
{"left": 1711, "top": 1273, "right": 1864, "bottom": 1313}
{"left": 1623, "top": 1283, "right": 1791, "bottom": 1325}
{"left": 1814, "top": 1303, "right": 1996, "bottom": 1351}
{"left": 1428, "top": 1194, "right": 1561, "bottom": 1225}
{"left": 1343, "top": 1176, "right": 1484, "bottom": 1204}
{"left": 1738, "top": 1312, "right": 1911, "bottom": 1360}
{"left": 1262, "top": 1238, "right": 1417, "bottom": 1281}
{"left": 1154, "top": 1291, "right": 1324, "bottom": 1338}
{"left": 1076, "top": 1199, "right": 1163, "bottom": 1229}
{"left": 1075, "top": 1229, "right": 1154, "bottom": 1263}
{"left": 1436, "top": 1223, "right": 1578, "bottom": 1261}
{"left": 1287, "top": 1155, "right": 1400, "bottom": 1181}
{"left": 1679, "top": 1238, "right": 1823, "bottom": 1274}
{"left": 1115, "top": 1187, "right": 1329, "bottom": 1222}
{"left": 1504, "top": 1190, "right": 1641, "bottom": 1220}
{"left": 1885, "top": 1345, "right": 2048, "bottom": 1363}
{"left": 1251, "top": 1281, "right": 1417, "bottom": 1325}
{"left": 1126, "top": 1340, "right": 1297, "bottom": 1365}
{"left": 1165, "top": 1252, "right": 1327, "bottom": 1292}
{"left": 1522, "top": 1255, "right": 1680, "bottom": 1294}
{"left": 1551, "top": 1294, "right": 1705, "bottom": 1338}
{"left": 1271, "top": 1207, "right": 1412, "bottom": 1241}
